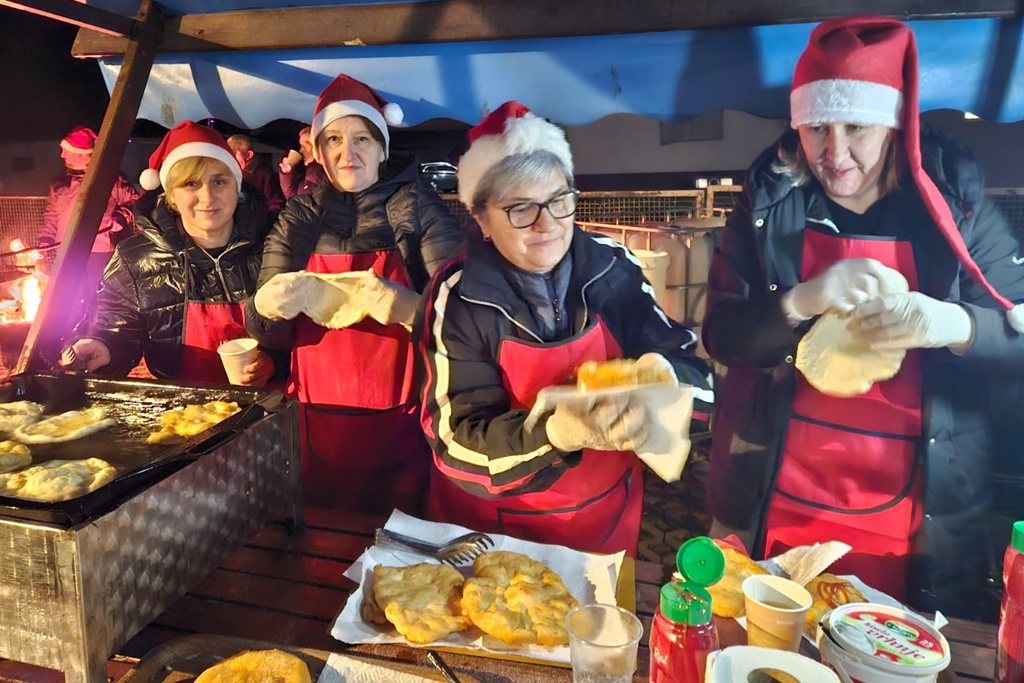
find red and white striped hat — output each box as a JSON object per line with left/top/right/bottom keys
{"left": 457, "top": 101, "right": 574, "bottom": 208}
{"left": 792, "top": 15, "right": 1024, "bottom": 330}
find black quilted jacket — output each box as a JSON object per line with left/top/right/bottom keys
{"left": 75, "top": 186, "right": 273, "bottom": 378}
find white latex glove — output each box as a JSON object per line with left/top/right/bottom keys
{"left": 781, "top": 258, "right": 906, "bottom": 323}
{"left": 854, "top": 292, "right": 974, "bottom": 351}
{"left": 546, "top": 393, "right": 651, "bottom": 453}
{"left": 346, "top": 271, "right": 420, "bottom": 327}
{"left": 61, "top": 338, "right": 111, "bottom": 372}
{"left": 253, "top": 271, "right": 323, "bottom": 321}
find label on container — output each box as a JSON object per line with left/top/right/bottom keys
{"left": 832, "top": 608, "right": 946, "bottom": 667}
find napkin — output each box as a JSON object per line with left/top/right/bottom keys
{"left": 524, "top": 382, "right": 694, "bottom": 482}
{"left": 331, "top": 510, "right": 624, "bottom": 665}
{"left": 318, "top": 652, "right": 435, "bottom": 683}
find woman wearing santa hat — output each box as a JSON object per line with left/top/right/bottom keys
{"left": 63, "top": 120, "right": 277, "bottom": 386}
{"left": 245, "top": 74, "right": 464, "bottom": 513}
{"left": 418, "top": 101, "right": 713, "bottom": 556}
{"left": 704, "top": 15, "right": 1024, "bottom": 617}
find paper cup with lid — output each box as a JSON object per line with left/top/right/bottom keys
{"left": 816, "top": 603, "right": 950, "bottom": 683}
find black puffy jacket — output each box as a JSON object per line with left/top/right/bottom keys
{"left": 76, "top": 187, "right": 272, "bottom": 379}
{"left": 246, "top": 154, "right": 465, "bottom": 350}
{"left": 703, "top": 126, "right": 1024, "bottom": 619}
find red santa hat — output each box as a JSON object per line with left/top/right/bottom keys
{"left": 310, "top": 73, "right": 403, "bottom": 160}
{"left": 457, "top": 101, "right": 574, "bottom": 208}
{"left": 61, "top": 127, "right": 97, "bottom": 154}
{"left": 791, "top": 15, "right": 1024, "bottom": 331}
{"left": 139, "top": 121, "right": 242, "bottom": 192}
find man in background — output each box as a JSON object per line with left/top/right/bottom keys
{"left": 277, "top": 126, "right": 325, "bottom": 199}
{"left": 227, "top": 133, "right": 285, "bottom": 213}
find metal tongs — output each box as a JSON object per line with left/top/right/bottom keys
{"left": 373, "top": 527, "right": 494, "bottom": 566}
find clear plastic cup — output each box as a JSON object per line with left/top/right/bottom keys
{"left": 565, "top": 603, "right": 643, "bottom": 683}
{"left": 217, "top": 338, "right": 258, "bottom": 385}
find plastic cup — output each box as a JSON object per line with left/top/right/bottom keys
{"left": 742, "top": 574, "right": 812, "bottom": 652}
{"left": 284, "top": 149, "right": 303, "bottom": 167}
{"left": 217, "top": 338, "right": 258, "bottom": 385}
{"left": 565, "top": 603, "right": 643, "bottom": 683}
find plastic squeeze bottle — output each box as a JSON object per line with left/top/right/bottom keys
{"left": 649, "top": 536, "right": 726, "bottom": 683}
{"left": 997, "top": 520, "right": 1024, "bottom": 683}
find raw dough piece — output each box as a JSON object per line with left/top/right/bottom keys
{"left": 193, "top": 649, "right": 311, "bottom": 683}
{"left": 796, "top": 269, "right": 910, "bottom": 397}
{"left": 12, "top": 407, "right": 115, "bottom": 444}
{"left": 0, "top": 457, "right": 117, "bottom": 502}
{"left": 0, "top": 401, "right": 43, "bottom": 432}
{"left": 0, "top": 440, "right": 31, "bottom": 473}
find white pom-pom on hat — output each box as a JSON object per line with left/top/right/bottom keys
{"left": 382, "top": 102, "right": 404, "bottom": 126}
{"left": 139, "top": 168, "right": 162, "bottom": 191}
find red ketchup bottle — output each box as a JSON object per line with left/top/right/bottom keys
{"left": 997, "top": 520, "right": 1024, "bottom": 683}
{"left": 650, "top": 536, "right": 725, "bottom": 683}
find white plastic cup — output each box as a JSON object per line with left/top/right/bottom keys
{"left": 217, "top": 338, "right": 259, "bottom": 385}
{"left": 565, "top": 603, "right": 643, "bottom": 683}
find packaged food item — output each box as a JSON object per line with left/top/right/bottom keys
{"left": 650, "top": 536, "right": 724, "bottom": 683}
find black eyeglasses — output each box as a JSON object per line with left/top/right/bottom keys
{"left": 497, "top": 189, "right": 579, "bottom": 229}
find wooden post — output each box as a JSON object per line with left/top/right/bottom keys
{"left": 15, "top": 0, "right": 163, "bottom": 374}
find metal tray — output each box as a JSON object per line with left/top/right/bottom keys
{"left": 118, "top": 634, "right": 479, "bottom": 683}
{"left": 0, "top": 373, "right": 287, "bottom": 528}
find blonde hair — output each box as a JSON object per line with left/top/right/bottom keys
{"left": 163, "top": 157, "right": 238, "bottom": 212}
{"left": 772, "top": 129, "right": 904, "bottom": 197}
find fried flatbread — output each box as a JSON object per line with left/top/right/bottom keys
{"left": 0, "top": 440, "right": 31, "bottom": 473}
{"left": 707, "top": 547, "right": 770, "bottom": 618}
{"left": 373, "top": 562, "right": 471, "bottom": 643}
{"left": 576, "top": 358, "right": 674, "bottom": 391}
{"left": 13, "top": 407, "right": 115, "bottom": 444}
{"left": 462, "top": 550, "right": 579, "bottom": 647}
{"left": 0, "top": 457, "right": 117, "bottom": 502}
{"left": 193, "top": 649, "right": 311, "bottom": 683}
{"left": 148, "top": 401, "right": 241, "bottom": 445}
{"left": 803, "top": 573, "right": 866, "bottom": 638}
{"left": 0, "top": 401, "right": 43, "bottom": 433}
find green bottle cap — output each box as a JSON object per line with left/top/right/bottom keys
{"left": 1012, "top": 520, "right": 1024, "bottom": 554}
{"left": 658, "top": 537, "right": 726, "bottom": 626}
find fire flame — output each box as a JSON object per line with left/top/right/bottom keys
{"left": 20, "top": 274, "right": 42, "bottom": 323}
{"left": 0, "top": 239, "right": 46, "bottom": 324}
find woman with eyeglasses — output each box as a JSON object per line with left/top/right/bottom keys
{"left": 418, "top": 102, "right": 713, "bottom": 556}
{"left": 245, "top": 74, "right": 464, "bottom": 513}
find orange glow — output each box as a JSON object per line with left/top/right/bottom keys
{"left": 20, "top": 275, "right": 42, "bottom": 323}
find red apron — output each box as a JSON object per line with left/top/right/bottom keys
{"left": 178, "top": 301, "right": 247, "bottom": 384}
{"left": 426, "top": 318, "right": 644, "bottom": 557}
{"left": 764, "top": 227, "right": 924, "bottom": 599}
{"left": 288, "top": 251, "right": 428, "bottom": 513}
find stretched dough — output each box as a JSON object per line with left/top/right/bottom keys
{"left": 796, "top": 268, "right": 910, "bottom": 397}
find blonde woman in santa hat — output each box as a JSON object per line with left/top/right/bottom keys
{"left": 62, "top": 120, "right": 278, "bottom": 386}
{"left": 245, "top": 74, "right": 463, "bottom": 513}
{"left": 418, "top": 102, "right": 713, "bottom": 557}
{"left": 703, "top": 15, "right": 1024, "bottom": 618}
{"left": 40, "top": 126, "right": 139, "bottom": 322}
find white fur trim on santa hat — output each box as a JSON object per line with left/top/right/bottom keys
{"left": 457, "top": 114, "right": 574, "bottom": 209}
{"left": 311, "top": 100, "right": 393, "bottom": 159}
{"left": 60, "top": 139, "right": 94, "bottom": 154}
{"left": 146, "top": 141, "right": 242, "bottom": 192}
{"left": 1007, "top": 303, "right": 1024, "bottom": 333}
{"left": 790, "top": 78, "right": 903, "bottom": 129}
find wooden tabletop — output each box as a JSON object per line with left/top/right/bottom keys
{"left": 0, "top": 508, "right": 1000, "bottom": 682}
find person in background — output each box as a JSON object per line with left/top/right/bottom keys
{"left": 278, "top": 126, "right": 326, "bottom": 199}
{"left": 247, "top": 74, "right": 464, "bottom": 512}
{"left": 63, "top": 121, "right": 277, "bottom": 386}
{"left": 418, "top": 102, "right": 714, "bottom": 557}
{"left": 703, "top": 15, "right": 1024, "bottom": 619}
{"left": 227, "top": 134, "right": 286, "bottom": 213}
{"left": 40, "top": 126, "right": 139, "bottom": 320}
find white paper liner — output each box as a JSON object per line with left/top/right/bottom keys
{"left": 331, "top": 510, "right": 624, "bottom": 665}
{"left": 524, "top": 382, "right": 694, "bottom": 482}
{"left": 317, "top": 652, "right": 436, "bottom": 683}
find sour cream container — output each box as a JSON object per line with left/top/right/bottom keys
{"left": 816, "top": 603, "right": 950, "bottom": 683}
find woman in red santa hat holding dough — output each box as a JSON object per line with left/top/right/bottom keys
{"left": 704, "top": 15, "right": 1024, "bottom": 618}
{"left": 246, "top": 74, "right": 464, "bottom": 513}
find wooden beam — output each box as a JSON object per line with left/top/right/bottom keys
{"left": 17, "top": 0, "right": 164, "bottom": 374}
{"left": 71, "top": 0, "right": 1022, "bottom": 58}
{"left": 0, "top": 0, "right": 136, "bottom": 38}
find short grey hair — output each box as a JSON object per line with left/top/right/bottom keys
{"left": 471, "top": 151, "right": 574, "bottom": 213}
